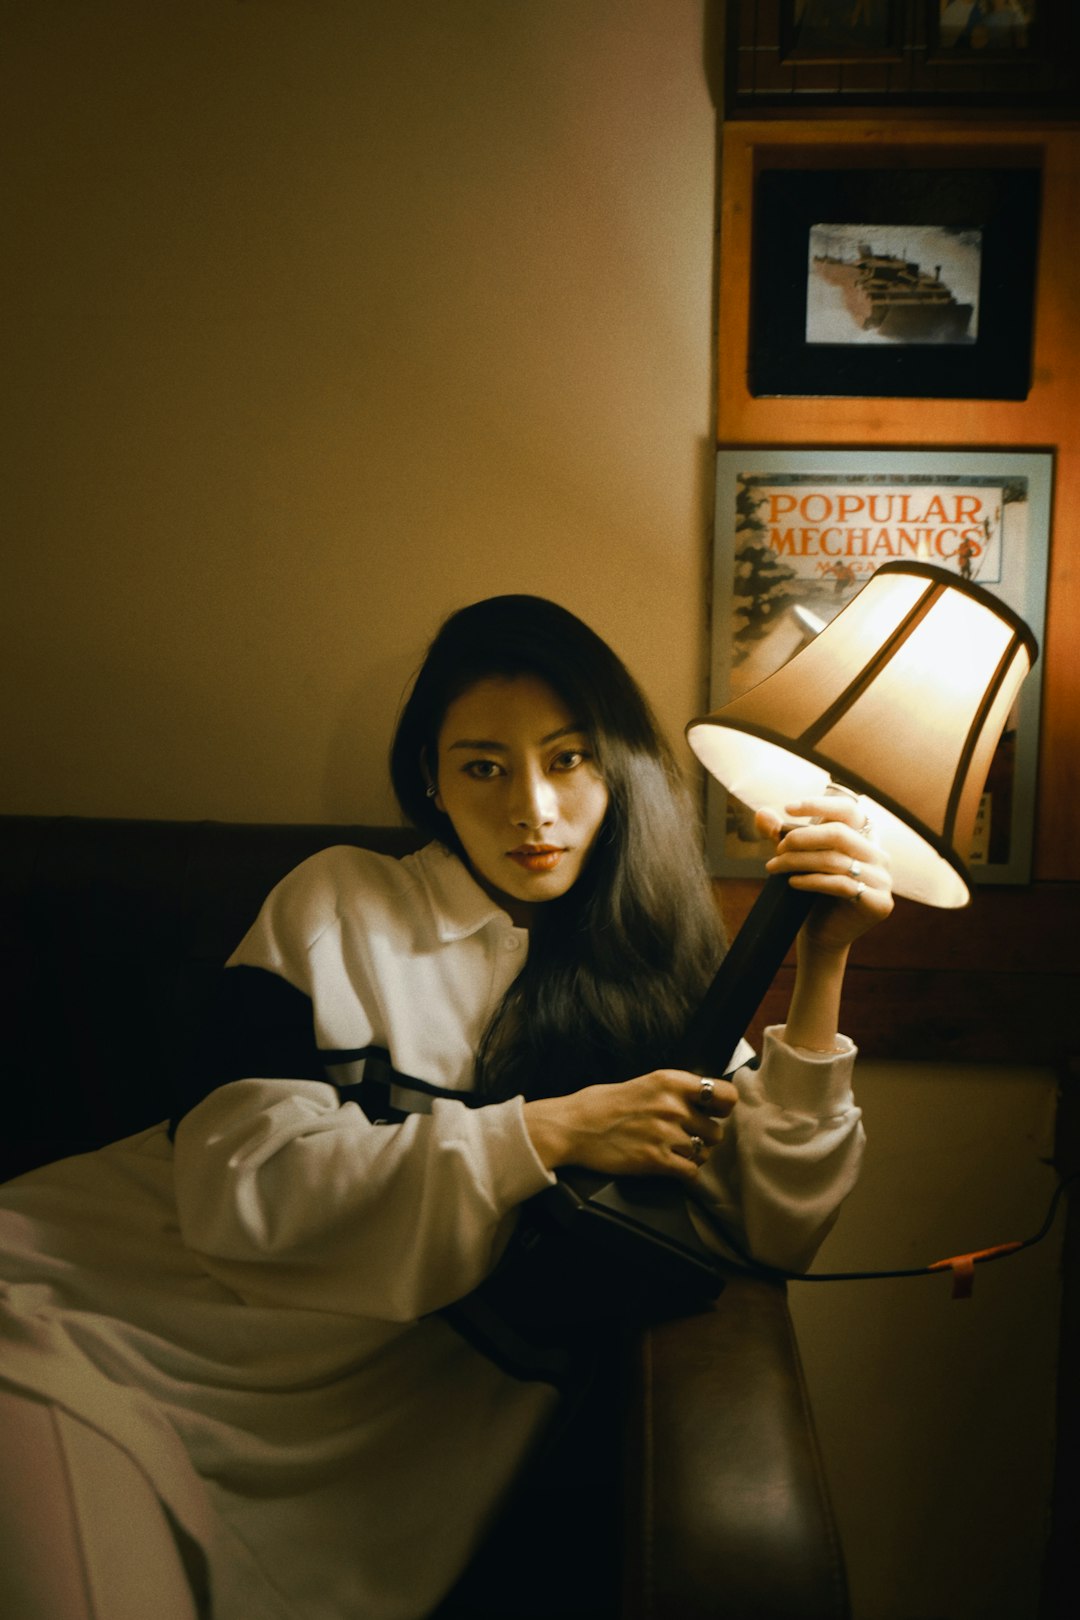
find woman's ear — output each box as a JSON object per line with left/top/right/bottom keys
{"left": 421, "top": 750, "right": 444, "bottom": 813}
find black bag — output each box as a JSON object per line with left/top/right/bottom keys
{"left": 440, "top": 1169, "right": 727, "bottom": 1386}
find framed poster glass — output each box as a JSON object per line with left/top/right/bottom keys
{"left": 705, "top": 447, "right": 1052, "bottom": 886}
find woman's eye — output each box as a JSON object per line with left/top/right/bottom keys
{"left": 551, "top": 750, "right": 587, "bottom": 772}
{"left": 463, "top": 759, "right": 504, "bottom": 780}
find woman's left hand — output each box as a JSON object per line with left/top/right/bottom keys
{"left": 758, "top": 794, "right": 894, "bottom": 955}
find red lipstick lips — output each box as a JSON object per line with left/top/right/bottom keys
{"left": 507, "top": 845, "right": 564, "bottom": 872}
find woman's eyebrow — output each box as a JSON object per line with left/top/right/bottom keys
{"left": 447, "top": 724, "right": 588, "bottom": 752}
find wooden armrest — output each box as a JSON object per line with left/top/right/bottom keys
{"left": 623, "top": 1268, "right": 850, "bottom": 1620}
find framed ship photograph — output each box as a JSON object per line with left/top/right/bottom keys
{"left": 748, "top": 160, "right": 1041, "bottom": 399}
{"left": 705, "top": 447, "right": 1052, "bottom": 885}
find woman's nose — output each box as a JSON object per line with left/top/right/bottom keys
{"left": 510, "top": 767, "right": 557, "bottom": 829}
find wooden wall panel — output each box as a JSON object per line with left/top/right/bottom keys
{"left": 715, "top": 120, "right": 1080, "bottom": 884}
{"left": 718, "top": 880, "right": 1079, "bottom": 1064}
{"left": 715, "top": 121, "right": 1079, "bottom": 1619}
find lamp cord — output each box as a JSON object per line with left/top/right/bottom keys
{"left": 713, "top": 1171, "right": 1079, "bottom": 1296}
{"left": 677, "top": 872, "right": 1075, "bottom": 1297}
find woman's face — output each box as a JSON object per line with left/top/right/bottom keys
{"left": 432, "top": 674, "right": 610, "bottom": 925}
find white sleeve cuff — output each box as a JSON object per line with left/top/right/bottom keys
{"left": 752, "top": 1024, "right": 857, "bottom": 1117}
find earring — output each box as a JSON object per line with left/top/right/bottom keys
{"left": 425, "top": 785, "right": 437, "bottom": 798}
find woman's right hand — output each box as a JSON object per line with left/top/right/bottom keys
{"left": 523, "top": 1069, "right": 736, "bottom": 1181}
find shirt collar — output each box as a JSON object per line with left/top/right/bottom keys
{"left": 408, "top": 841, "right": 518, "bottom": 943}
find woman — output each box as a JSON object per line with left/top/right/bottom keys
{"left": 0, "top": 595, "right": 892, "bottom": 1620}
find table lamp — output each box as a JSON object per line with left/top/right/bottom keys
{"left": 679, "top": 559, "right": 1040, "bottom": 1070}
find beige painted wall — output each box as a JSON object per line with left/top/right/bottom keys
{"left": 791, "top": 1060, "right": 1061, "bottom": 1620}
{"left": 1, "top": 0, "right": 716, "bottom": 824}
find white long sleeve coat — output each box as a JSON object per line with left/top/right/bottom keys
{"left": 0, "top": 842, "right": 864, "bottom": 1620}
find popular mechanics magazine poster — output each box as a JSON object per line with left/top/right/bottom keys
{"left": 708, "top": 450, "right": 1051, "bottom": 884}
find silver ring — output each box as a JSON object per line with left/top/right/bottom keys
{"left": 849, "top": 859, "right": 862, "bottom": 879}
{"left": 854, "top": 881, "right": 866, "bottom": 903}
{"left": 688, "top": 1134, "right": 706, "bottom": 1164}
{"left": 698, "top": 1076, "right": 715, "bottom": 1109}
{"left": 859, "top": 817, "right": 872, "bottom": 834}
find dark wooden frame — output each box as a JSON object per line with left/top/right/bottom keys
{"left": 724, "top": 0, "right": 1080, "bottom": 114}
{"left": 747, "top": 154, "right": 1041, "bottom": 399}
{"left": 718, "top": 878, "right": 1078, "bottom": 1066}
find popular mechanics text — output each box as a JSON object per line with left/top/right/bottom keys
{"left": 759, "top": 486, "right": 1001, "bottom": 575}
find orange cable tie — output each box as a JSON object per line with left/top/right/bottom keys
{"left": 927, "top": 1242, "right": 1024, "bottom": 1300}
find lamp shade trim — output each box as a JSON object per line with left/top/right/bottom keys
{"left": 800, "top": 578, "right": 944, "bottom": 751}
{"left": 942, "top": 635, "right": 1029, "bottom": 853}
{"left": 870, "top": 560, "right": 1038, "bottom": 661}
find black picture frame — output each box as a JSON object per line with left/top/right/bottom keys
{"left": 748, "top": 160, "right": 1041, "bottom": 400}
{"left": 724, "top": 0, "right": 1080, "bottom": 113}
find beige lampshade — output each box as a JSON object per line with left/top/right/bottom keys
{"left": 686, "top": 561, "right": 1038, "bottom": 908}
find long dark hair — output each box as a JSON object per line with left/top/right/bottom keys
{"left": 390, "top": 595, "right": 725, "bottom": 1100}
